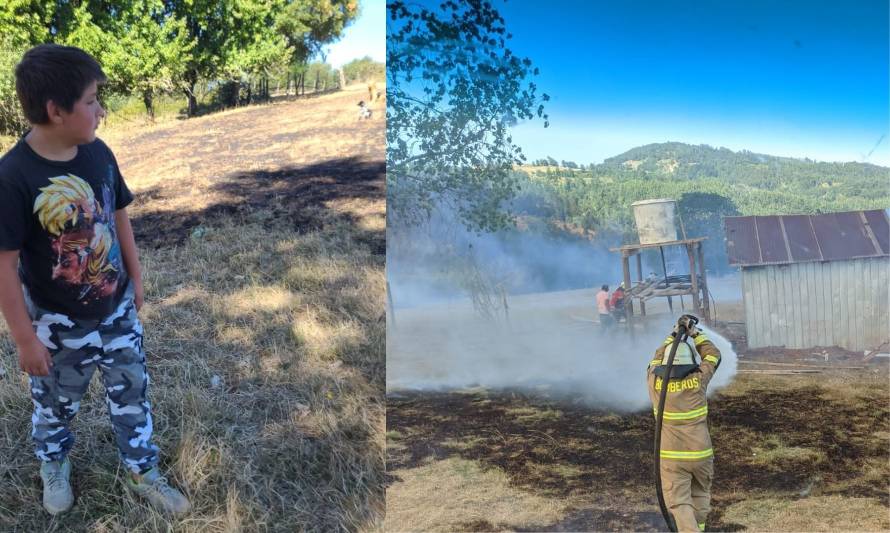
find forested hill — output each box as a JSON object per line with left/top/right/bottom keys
{"left": 516, "top": 142, "right": 889, "bottom": 275}
{"left": 521, "top": 141, "right": 889, "bottom": 219}
{"left": 598, "top": 142, "right": 887, "bottom": 186}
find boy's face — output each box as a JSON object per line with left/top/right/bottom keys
{"left": 56, "top": 81, "right": 105, "bottom": 144}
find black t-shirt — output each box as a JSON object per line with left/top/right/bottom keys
{"left": 0, "top": 136, "right": 134, "bottom": 319}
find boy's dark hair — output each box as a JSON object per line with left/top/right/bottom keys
{"left": 601, "top": 284, "right": 609, "bottom": 291}
{"left": 15, "top": 44, "right": 106, "bottom": 125}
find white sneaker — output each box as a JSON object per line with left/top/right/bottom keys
{"left": 126, "top": 467, "right": 190, "bottom": 515}
{"left": 40, "top": 457, "right": 74, "bottom": 515}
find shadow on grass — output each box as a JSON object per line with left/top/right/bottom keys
{"left": 449, "top": 510, "right": 667, "bottom": 532}
{"left": 129, "top": 156, "right": 385, "bottom": 254}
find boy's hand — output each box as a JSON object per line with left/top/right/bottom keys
{"left": 18, "top": 338, "right": 53, "bottom": 376}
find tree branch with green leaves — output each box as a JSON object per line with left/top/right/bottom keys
{"left": 387, "top": 0, "right": 549, "bottom": 232}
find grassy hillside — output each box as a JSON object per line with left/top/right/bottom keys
{"left": 0, "top": 86, "right": 385, "bottom": 531}
{"left": 523, "top": 142, "right": 888, "bottom": 222}
{"left": 513, "top": 142, "right": 889, "bottom": 275}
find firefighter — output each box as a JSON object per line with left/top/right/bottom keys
{"left": 647, "top": 317, "right": 722, "bottom": 532}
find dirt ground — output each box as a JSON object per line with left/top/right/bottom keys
{"left": 386, "top": 294, "right": 890, "bottom": 532}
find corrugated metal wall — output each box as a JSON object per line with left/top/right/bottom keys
{"left": 742, "top": 256, "right": 890, "bottom": 351}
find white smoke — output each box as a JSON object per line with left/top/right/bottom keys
{"left": 386, "top": 290, "right": 739, "bottom": 412}
{"left": 387, "top": 207, "right": 740, "bottom": 411}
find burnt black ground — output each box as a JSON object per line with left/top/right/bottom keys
{"left": 387, "top": 374, "right": 889, "bottom": 532}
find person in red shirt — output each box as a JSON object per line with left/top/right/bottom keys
{"left": 610, "top": 282, "right": 626, "bottom": 321}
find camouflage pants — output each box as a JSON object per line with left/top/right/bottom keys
{"left": 24, "top": 282, "right": 160, "bottom": 474}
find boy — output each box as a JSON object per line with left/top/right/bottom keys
{"left": 0, "top": 44, "right": 189, "bottom": 516}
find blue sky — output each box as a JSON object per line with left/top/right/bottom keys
{"left": 324, "top": 0, "right": 385, "bottom": 68}
{"left": 486, "top": 1, "right": 889, "bottom": 166}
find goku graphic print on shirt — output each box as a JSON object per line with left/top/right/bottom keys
{"left": 33, "top": 173, "right": 124, "bottom": 305}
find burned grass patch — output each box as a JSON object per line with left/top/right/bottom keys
{"left": 387, "top": 391, "right": 651, "bottom": 498}
{"left": 710, "top": 382, "right": 890, "bottom": 504}
{"left": 387, "top": 371, "right": 889, "bottom": 531}
{"left": 106, "top": 86, "right": 386, "bottom": 253}
{"left": 130, "top": 157, "right": 385, "bottom": 251}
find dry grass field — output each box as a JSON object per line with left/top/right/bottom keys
{"left": 386, "top": 295, "right": 889, "bottom": 532}
{"left": 0, "top": 85, "right": 385, "bottom": 531}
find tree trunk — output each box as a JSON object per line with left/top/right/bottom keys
{"left": 186, "top": 88, "right": 197, "bottom": 117}
{"left": 184, "top": 70, "right": 198, "bottom": 117}
{"left": 142, "top": 88, "right": 155, "bottom": 120}
{"left": 339, "top": 69, "right": 345, "bottom": 89}
{"left": 299, "top": 73, "right": 305, "bottom": 95}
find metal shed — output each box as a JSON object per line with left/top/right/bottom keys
{"left": 724, "top": 209, "right": 890, "bottom": 351}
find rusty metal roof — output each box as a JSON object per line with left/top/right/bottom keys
{"left": 724, "top": 209, "right": 890, "bottom": 266}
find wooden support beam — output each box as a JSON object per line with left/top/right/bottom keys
{"left": 738, "top": 360, "right": 864, "bottom": 370}
{"left": 386, "top": 281, "right": 396, "bottom": 328}
{"left": 622, "top": 254, "right": 633, "bottom": 325}
{"left": 686, "top": 243, "right": 701, "bottom": 317}
{"left": 696, "top": 242, "right": 711, "bottom": 323}
{"left": 636, "top": 253, "right": 646, "bottom": 316}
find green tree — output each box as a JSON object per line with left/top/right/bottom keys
{"left": 341, "top": 55, "right": 383, "bottom": 84}
{"left": 0, "top": 1, "right": 54, "bottom": 47}
{"left": 387, "top": 0, "right": 549, "bottom": 232}
{"left": 304, "top": 61, "right": 337, "bottom": 91}
{"left": 274, "top": 0, "right": 359, "bottom": 94}
{"left": 0, "top": 36, "right": 29, "bottom": 136}
{"left": 222, "top": 1, "right": 290, "bottom": 105}
{"left": 677, "top": 192, "right": 740, "bottom": 274}
{"left": 163, "top": 0, "right": 241, "bottom": 116}
{"left": 0, "top": 1, "right": 359, "bottom": 123}
{"left": 63, "top": 0, "right": 193, "bottom": 118}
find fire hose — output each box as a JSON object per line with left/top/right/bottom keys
{"left": 654, "top": 314, "right": 699, "bottom": 532}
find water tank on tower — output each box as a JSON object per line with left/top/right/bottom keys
{"left": 631, "top": 198, "right": 680, "bottom": 245}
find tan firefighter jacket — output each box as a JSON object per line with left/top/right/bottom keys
{"left": 647, "top": 333, "right": 722, "bottom": 462}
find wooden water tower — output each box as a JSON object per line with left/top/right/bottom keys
{"left": 609, "top": 199, "right": 711, "bottom": 325}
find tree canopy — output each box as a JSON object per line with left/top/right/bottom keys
{"left": 0, "top": 0, "right": 358, "bottom": 125}
{"left": 386, "top": 0, "right": 548, "bottom": 232}
{"left": 341, "top": 56, "right": 384, "bottom": 84}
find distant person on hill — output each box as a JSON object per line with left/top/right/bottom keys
{"left": 0, "top": 44, "right": 189, "bottom": 516}
{"left": 596, "top": 284, "right": 612, "bottom": 327}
